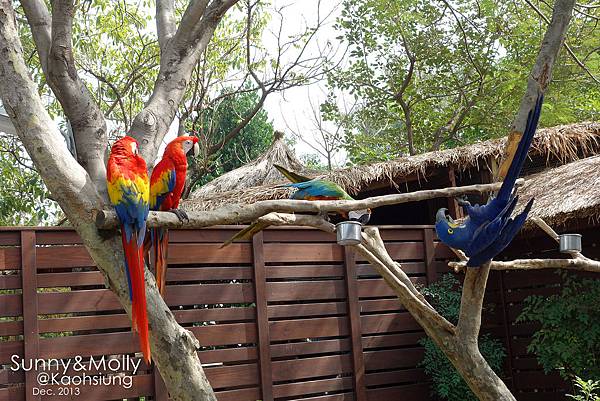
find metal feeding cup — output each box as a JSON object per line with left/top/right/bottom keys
{"left": 559, "top": 233, "right": 582, "bottom": 253}
{"left": 336, "top": 221, "right": 363, "bottom": 245}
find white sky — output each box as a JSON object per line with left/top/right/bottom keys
{"left": 161, "top": 1, "right": 348, "bottom": 166}
{"left": 262, "top": 0, "right": 347, "bottom": 166}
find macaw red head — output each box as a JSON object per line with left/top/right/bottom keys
{"left": 164, "top": 136, "right": 200, "bottom": 158}
{"left": 107, "top": 136, "right": 147, "bottom": 178}
{"left": 110, "top": 135, "right": 141, "bottom": 158}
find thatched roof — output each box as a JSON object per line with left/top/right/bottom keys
{"left": 322, "top": 121, "right": 600, "bottom": 194}
{"left": 183, "top": 122, "right": 600, "bottom": 212}
{"left": 190, "top": 131, "right": 306, "bottom": 199}
{"left": 518, "top": 155, "right": 600, "bottom": 229}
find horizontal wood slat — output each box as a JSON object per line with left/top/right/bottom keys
{"left": 0, "top": 225, "right": 572, "bottom": 400}
{"left": 271, "top": 354, "right": 353, "bottom": 382}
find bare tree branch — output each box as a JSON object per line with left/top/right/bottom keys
{"left": 450, "top": 0, "right": 577, "bottom": 364}
{"left": 456, "top": 263, "right": 491, "bottom": 342}
{"left": 498, "top": 0, "right": 575, "bottom": 180}
{"left": 450, "top": 256, "right": 600, "bottom": 273}
{"left": 524, "top": 0, "right": 600, "bottom": 84}
{"left": 20, "top": 0, "right": 52, "bottom": 72}
{"left": 96, "top": 179, "right": 524, "bottom": 229}
{"left": 130, "top": 0, "right": 240, "bottom": 167}
{"left": 156, "top": 0, "right": 177, "bottom": 51}
{"left": 356, "top": 227, "right": 455, "bottom": 334}
{"left": 21, "top": 0, "right": 109, "bottom": 197}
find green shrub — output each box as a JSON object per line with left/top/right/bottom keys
{"left": 517, "top": 273, "right": 600, "bottom": 379}
{"left": 567, "top": 377, "right": 600, "bottom": 401}
{"left": 419, "top": 274, "right": 506, "bottom": 401}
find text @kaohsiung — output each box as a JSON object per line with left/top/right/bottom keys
{"left": 10, "top": 355, "right": 139, "bottom": 390}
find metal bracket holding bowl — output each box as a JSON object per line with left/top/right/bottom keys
{"left": 335, "top": 221, "right": 362, "bottom": 245}
{"left": 559, "top": 233, "right": 582, "bottom": 253}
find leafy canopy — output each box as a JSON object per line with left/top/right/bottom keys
{"left": 325, "top": 0, "right": 600, "bottom": 164}
{"left": 189, "top": 89, "right": 274, "bottom": 190}
{"left": 0, "top": 136, "right": 59, "bottom": 225}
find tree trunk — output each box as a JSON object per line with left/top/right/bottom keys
{"left": 446, "top": 341, "right": 517, "bottom": 401}
{"left": 0, "top": 3, "right": 217, "bottom": 400}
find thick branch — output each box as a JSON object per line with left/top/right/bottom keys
{"left": 450, "top": 256, "right": 600, "bottom": 273}
{"left": 0, "top": 1, "right": 102, "bottom": 222}
{"left": 524, "top": 0, "right": 600, "bottom": 84}
{"left": 21, "top": 0, "right": 52, "bottom": 72}
{"left": 130, "top": 0, "right": 239, "bottom": 166}
{"left": 97, "top": 180, "right": 522, "bottom": 229}
{"left": 156, "top": 0, "right": 177, "bottom": 51}
{"left": 498, "top": 0, "right": 575, "bottom": 180}
{"left": 456, "top": 263, "right": 492, "bottom": 342}
{"left": 23, "top": 0, "right": 110, "bottom": 197}
{"left": 2, "top": 4, "right": 220, "bottom": 399}
{"left": 355, "top": 227, "right": 455, "bottom": 335}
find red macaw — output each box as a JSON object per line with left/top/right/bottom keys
{"left": 149, "top": 136, "right": 199, "bottom": 296}
{"left": 106, "top": 136, "right": 151, "bottom": 363}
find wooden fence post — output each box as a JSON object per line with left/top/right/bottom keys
{"left": 344, "top": 247, "right": 367, "bottom": 401}
{"left": 253, "top": 232, "right": 273, "bottom": 401}
{"left": 21, "top": 229, "right": 39, "bottom": 401}
{"left": 423, "top": 228, "right": 437, "bottom": 284}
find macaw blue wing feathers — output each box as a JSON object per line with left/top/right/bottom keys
{"left": 435, "top": 94, "right": 544, "bottom": 267}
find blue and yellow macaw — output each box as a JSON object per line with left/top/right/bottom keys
{"left": 220, "top": 164, "right": 370, "bottom": 247}
{"left": 274, "top": 164, "right": 370, "bottom": 223}
{"left": 106, "top": 136, "right": 151, "bottom": 363}
{"left": 435, "top": 94, "right": 544, "bottom": 267}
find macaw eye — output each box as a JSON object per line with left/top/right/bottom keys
{"left": 447, "top": 228, "right": 454, "bottom": 235}
{"left": 130, "top": 142, "right": 138, "bottom": 155}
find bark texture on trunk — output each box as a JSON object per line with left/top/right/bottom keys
{"left": 0, "top": 3, "right": 217, "bottom": 400}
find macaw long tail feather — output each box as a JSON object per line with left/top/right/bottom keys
{"left": 221, "top": 221, "right": 269, "bottom": 248}
{"left": 273, "top": 163, "right": 312, "bottom": 183}
{"left": 121, "top": 226, "right": 151, "bottom": 364}
{"left": 153, "top": 228, "right": 169, "bottom": 297}
{"left": 498, "top": 94, "right": 544, "bottom": 201}
{"left": 120, "top": 226, "right": 135, "bottom": 301}
{"left": 466, "top": 198, "right": 535, "bottom": 267}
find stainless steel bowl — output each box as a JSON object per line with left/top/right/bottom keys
{"left": 335, "top": 221, "right": 362, "bottom": 245}
{"left": 559, "top": 233, "right": 582, "bottom": 253}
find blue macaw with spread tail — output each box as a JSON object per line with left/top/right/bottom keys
{"left": 435, "top": 94, "right": 544, "bottom": 267}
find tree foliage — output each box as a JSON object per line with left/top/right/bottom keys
{"left": 325, "top": 0, "right": 600, "bottom": 163}
{"left": 0, "top": 136, "right": 58, "bottom": 225}
{"left": 567, "top": 377, "right": 600, "bottom": 401}
{"left": 189, "top": 89, "right": 274, "bottom": 189}
{"left": 517, "top": 273, "right": 600, "bottom": 380}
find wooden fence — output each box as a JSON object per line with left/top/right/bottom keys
{"left": 0, "top": 226, "right": 571, "bottom": 401}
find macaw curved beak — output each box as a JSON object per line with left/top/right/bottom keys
{"left": 188, "top": 141, "right": 200, "bottom": 157}
{"left": 436, "top": 208, "right": 448, "bottom": 223}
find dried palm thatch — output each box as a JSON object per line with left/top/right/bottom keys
{"left": 518, "top": 155, "right": 600, "bottom": 229}
{"left": 184, "top": 122, "right": 600, "bottom": 212}
{"left": 190, "top": 131, "right": 306, "bottom": 199}
{"left": 323, "top": 121, "right": 600, "bottom": 194}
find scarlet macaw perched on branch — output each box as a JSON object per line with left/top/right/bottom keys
{"left": 106, "top": 136, "right": 151, "bottom": 363}
{"left": 221, "top": 164, "right": 370, "bottom": 247}
{"left": 435, "top": 94, "right": 544, "bottom": 267}
{"left": 148, "top": 136, "right": 199, "bottom": 296}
